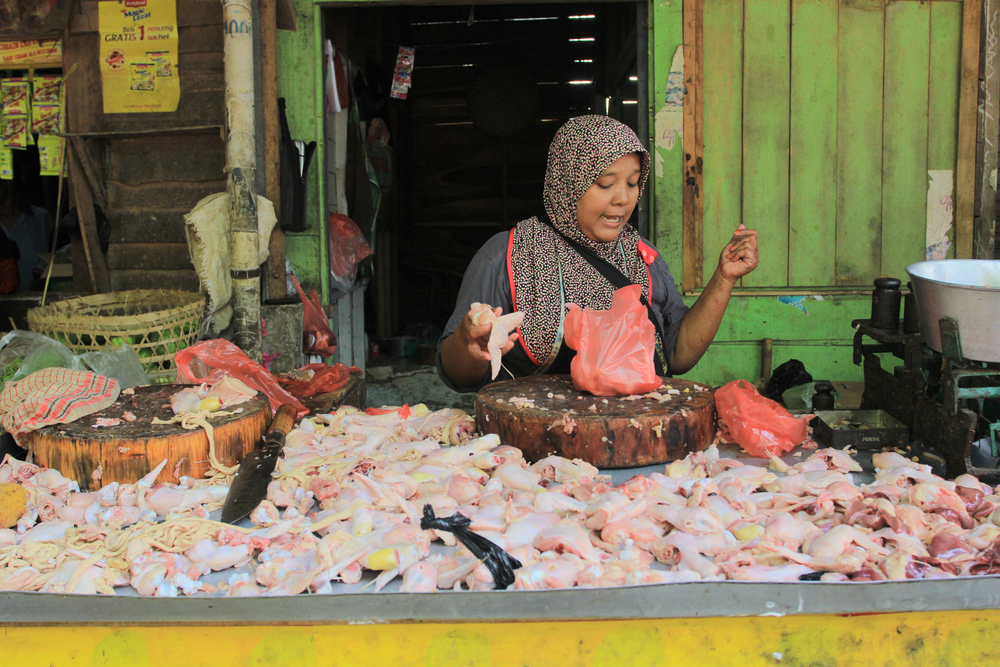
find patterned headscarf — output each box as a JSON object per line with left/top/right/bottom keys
{"left": 510, "top": 115, "right": 651, "bottom": 365}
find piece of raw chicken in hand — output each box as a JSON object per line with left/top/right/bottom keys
{"left": 468, "top": 302, "right": 525, "bottom": 380}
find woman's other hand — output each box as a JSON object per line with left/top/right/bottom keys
{"left": 717, "top": 224, "right": 759, "bottom": 284}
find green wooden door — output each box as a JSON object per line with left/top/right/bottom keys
{"left": 701, "top": 0, "right": 962, "bottom": 288}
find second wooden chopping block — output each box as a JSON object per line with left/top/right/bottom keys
{"left": 475, "top": 375, "right": 716, "bottom": 468}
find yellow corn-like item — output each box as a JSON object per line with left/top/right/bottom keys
{"left": 410, "top": 403, "right": 430, "bottom": 418}
{"left": 0, "top": 483, "right": 29, "bottom": 529}
{"left": 199, "top": 397, "right": 222, "bottom": 413}
{"left": 365, "top": 548, "right": 400, "bottom": 570}
{"left": 411, "top": 472, "right": 435, "bottom": 483}
{"left": 733, "top": 523, "right": 764, "bottom": 542}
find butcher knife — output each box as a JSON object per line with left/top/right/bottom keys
{"left": 221, "top": 403, "right": 298, "bottom": 524}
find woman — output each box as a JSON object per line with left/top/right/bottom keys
{"left": 438, "top": 115, "right": 758, "bottom": 391}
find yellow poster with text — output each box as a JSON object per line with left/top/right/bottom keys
{"left": 99, "top": 0, "right": 179, "bottom": 113}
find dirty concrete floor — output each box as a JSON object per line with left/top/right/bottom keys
{"left": 366, "top": 358, "right": 476, "bottom": 414}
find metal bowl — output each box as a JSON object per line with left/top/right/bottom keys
{"left": 905, "top": 259, "right": 1000, "bottom": 362}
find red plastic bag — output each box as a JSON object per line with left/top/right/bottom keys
{"left": 328, "top": 213, "right": 372, "bottom": 290}
{"left": 714, "top": 379, "right": 813, "bottom": 457}
{"left": 175, "top": 339, "right": 309, "bottom": 418}
{"left": 277, "top": 363, "right": 354, "bottom": 398}
{"left": 290, "top": 273, "right": 337, "bottom": 358}
{"left": 563, "top": 285, "right": 661, "bottom": 396}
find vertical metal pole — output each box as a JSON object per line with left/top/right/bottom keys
{"left": 224, "top": 0, "right": 262, "bottom": 360}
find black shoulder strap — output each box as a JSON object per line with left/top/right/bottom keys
{"left": 538, "top": 213, "right": 669, "bottom": 371}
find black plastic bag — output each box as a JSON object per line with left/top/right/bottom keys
{"left": 767, "top": 359, "right": 813, "bottom": 401}
{"left": 279, "top": 98, "right": 316, "bottom": 233}
{"left": 420, "top": 504, "right": 522, "bottom": 590}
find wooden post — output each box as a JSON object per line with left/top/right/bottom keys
{"left": 976, "top": 0, "right": 999, "bottom": 259}
{"left": 261, "top": 0, "right": 287, "bottom": 299}
{"left": 957, "top": 0, "right": 983, "bottom": 259}
{"left": 224, "top": 0, "right": 262, "bottom": 361}
{"left": 682, "top": 0, "right": 704, "bottom": 290}
{"left": 67, "top": 147, "right": 110, "bottom": 294}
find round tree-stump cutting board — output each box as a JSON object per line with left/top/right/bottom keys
{"left": 475, "top": 375, "right": 716, "bottom": 468}
{"left": 22, "top": 385, "right": 270, "bottom": 491}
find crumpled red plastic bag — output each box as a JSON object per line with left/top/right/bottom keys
{"left": 175, "top": 339, "right": 308, "bottom": 417}
{"left": 715, "top": 379, "right": 813, "bottom": 457}
{"left": 329, "top": 213, "right": 372, "bottom": 290}
{"left": 277, "top": 363, "right": 355, "bottom": 398}
{"left": 291, "top": 273, "right": 337, "bottom": 358}
{"left": 563, "top": 284, "right": 661, "bottom": 396}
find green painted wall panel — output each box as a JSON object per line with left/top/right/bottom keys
{"left": 928, "top": 2, "right": 962, "bottom": 260}
{"left": 285, "top": 233, "right": 322, "bottom": 290}
{"left": 277, "top": 0, "right": 323, "bottom": 294}
{"left": 681, "top": 293, "right": 870, "bottom": 342}
{"left": 789, "top": 0, "right": 838, "bottom": 286}
{"left": 681, "top": 341, "right": 863, "bottom": 386}
{"left": 702, "top": 0, "right": 744, "bottom": 287}
{"left": 651, "top": 0, "right": 684, "bottom": 276}
{"left": 881, "top": 0, "right": 930, "bottom": 282}
{"left": 834, "top": 0, "right": 884, "bottom": 286}
{"left": 741, "top": 0, "right": 790, "bottom": 287}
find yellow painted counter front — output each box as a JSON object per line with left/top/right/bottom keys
{"left": 5, "top": 611, "right": 1000, "bottom": 666}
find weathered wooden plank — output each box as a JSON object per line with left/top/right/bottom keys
{"left": 108, "top": 209, "right": 190, "bottom": 244}
{"left": 284, "top": 234, "right": 322, "bottom": 294}
{"left": 651, "top": 0, "right": 684, "bottom": 282}
{"left": 927, "top": 1, "right": 962, "bottom": 260}
{"left": 789, "top": 0, "right": 838, "bottom": 286}
{"left": 108, "top": 269, "right": 200, "bottom": 293}
{"left": 976, "top": 0, "right": 1000, "bottom": 259}
{"left": 262, "top": 0, "right": 286, "bottom": 299}
{"left": 881, "top": 0, "right": 930, "bottom": 281}
{"left": 106, "top": 243, "right": 194, "bottom": 271}
{"left": 71, "top": 0, "right": 222, "bottom": 32}
{"left": 741, "top": 0, "right": 790, "bottom": 287}
{"left": 106, "top": 180, "right": 226, "bottom": 210}
{"left": 835, "top": 0, "right": 884, "bottom": 286}
{"left": 64, "top": 30, "right": 225, "bottom": 135}
{"left": 956, "top": 0, "right": 982, "bottom": 258}
{"left": 69, "top": 148, "right": 111, "bottom": 294}
{"left": 106, "top": 135, "right": 225, "bottom": 184}
{"left": 701, "top": 0, "right": 743, "bottom": 290}
{"left": 682, "top": 0, "right": 704, "bottom": 290}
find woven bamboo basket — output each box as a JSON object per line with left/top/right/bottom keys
{"left": 27, "top": 290, "right": 206, "bottom": 384}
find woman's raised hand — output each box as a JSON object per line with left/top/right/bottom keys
{"left": 717, "top": 223, "right": 759, "bottom": 284}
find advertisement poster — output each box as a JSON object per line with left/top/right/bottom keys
{"left": 0, "top": 40, "right": 62, "bottom": 68}
{"left": 98, "top": 0, "right": 179, "bottom": 114}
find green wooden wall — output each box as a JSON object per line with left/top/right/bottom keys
{"left": 695, "top": 0, "right": 962, "bottom": 288}
{"left": 276, "top": 0, "right": 966, "bottom": 386}
{"left": 277, "top": 0, "right": 324, "bottom": 294}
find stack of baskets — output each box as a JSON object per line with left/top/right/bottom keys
{"left": 27, "top": 290, "right": 206, "bottom": 384}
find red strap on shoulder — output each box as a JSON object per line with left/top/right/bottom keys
{"left": 637, "top": 240, "right": 658, "bottom": 266}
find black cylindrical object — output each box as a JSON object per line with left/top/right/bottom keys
{"left": 812, "top": 382, "right": 835, "bottom": 411}
{"left": 903, "top": 282, "right": 921, "bottom": 334}
{"left": 870, "top": 277, "right": 902, "bottom": 329}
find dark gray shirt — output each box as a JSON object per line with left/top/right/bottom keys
{"left": 437, "top": 231, "right": 690, "bottom": 392}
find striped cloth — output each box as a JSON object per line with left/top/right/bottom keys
{"left": 0, "top": 368, "right": 120, "bottom": 437}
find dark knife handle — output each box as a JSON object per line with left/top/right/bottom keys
{"left": 268, "top": 403, "right": 298, "bottom": 435}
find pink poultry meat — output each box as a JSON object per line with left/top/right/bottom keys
{"left": 468, "top": 302, "right": 525, "bottom": 380}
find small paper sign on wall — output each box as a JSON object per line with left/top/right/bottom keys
{"left": 99, "top": 0, "right": 180, "bottom": 114}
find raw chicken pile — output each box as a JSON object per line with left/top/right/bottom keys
{"left": 2, "top": 403, "right": 1000, "bottom": 596}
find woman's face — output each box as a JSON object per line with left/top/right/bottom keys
{"left": 574, "top": 152, "right": 641, "bottom": 243}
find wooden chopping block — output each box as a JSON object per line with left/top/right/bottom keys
{"left": 22, "top": 385, "right": 270, "bottom": 491}
{"left": 475, "top": 375, "right": 716, "bottom": 467}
